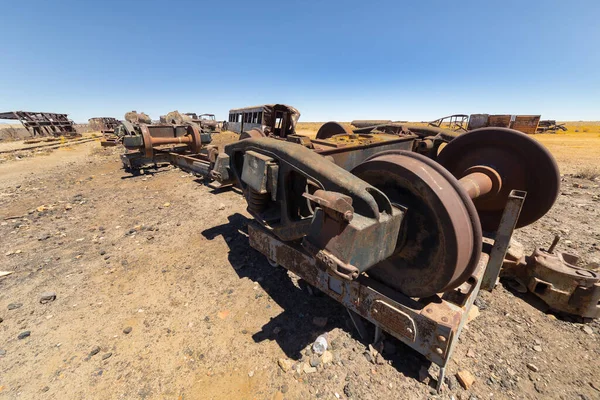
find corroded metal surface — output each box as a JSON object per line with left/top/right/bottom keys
{"left": 502, "top": 244, "right": 600, "bottom": 318}
{"left": 351, "top": 150, "right": 482, "bottom": 297}
{"left": 89, "top": 117, "right": 120, "bottom": 133}
{"left": 481, "top": 190, "right": 526, "bottom": 291}
{"left": 227, "top": 104, "right": 300, "bottom": 137}
{"left": 249, "top": 222, "right": 489, "bottom": 384}
{"left": 0, "top": 111, "right": 77, "bottom": 137}
{"left": 429, "top": 114, "right": 469, "bottom": 132}
{"left": 315, "top": 121, "right": 351, "bottom": 139}
{"left": 511, "top": 115, "right": 541, "bottom": 135}
{"left": 438, "top": 127, "right": 560, "bottom": 232}
{"left": 351, "top": 120, "right": 393, "bottom": 128}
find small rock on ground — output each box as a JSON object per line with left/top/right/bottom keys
{"left": 527, "top": 363, "right": 540, "bottom": 372}
{"left": 18, "top": 331, "right": 31, "bottom": 340}
{"left": 8, "top": 303, "right": 22, "bottom": 310}
{"left": 581, "top": 325, "right": 593, "bottom": 335}
{"left": 277, "top": 358, "right": 293, "bottom": 373}
{"left": 456, "top": 370, "right": 475, "bottom": 389}
{"left": 40, "top": 292, "right": 56, "bottom": 304}
{"left": 89, "top": 346, "right": 101, "bottom": 357}
{"left": 123, "top": 327, "right": 132, "bottom": 334}
{"left": 322, "top": 351, "right": 333, "bottom": 364}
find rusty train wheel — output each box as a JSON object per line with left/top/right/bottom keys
{"left": 437, "top": 127, "right": 560, "bottom": 231}
{"left": 187, "top": 125, "right": 203, "bottom": 154}
{"left": 140, "top": 125, "right": 154, "bottom": 159}
{"left": 351, "top": 151, "right": 482, "bottom": 298}
{"left": 316, "top": 121, "right": 351, "bottom": 140}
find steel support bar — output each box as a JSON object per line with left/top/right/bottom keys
{"left": 249, "top": 222, "right": 489, "bottom": 391}
{"left": 481, "top": 190, "right": 526, "bottom": 291}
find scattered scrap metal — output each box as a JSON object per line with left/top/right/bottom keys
{"left": 429, "top": 114, "right": 469, "bottom": 132}
{"left": 88, "top": 117, "right": 120, "bottom": 134}
{"left": 125, "top": 111, "right": 152, "bottom": 124}
{"left": 160, "top": 111, "right": 220, "bottom": 132}
{"left": 355, "top": 113, "right": 545, "bottom": 135}
{"left": 115, "top": 105, "right": 594, "bottom": 391}
{"left": 226, "top": 104, "right": 300, "bottom": 137}
{"left": 537, "top": 120, "right": 568, "bottom": 133}
{"left": 0, "top": 111, "right": 77, "bottom": 137}
{"left": 219, "top": 122, "right": 560, "bottom": 391}
{"left": 502, "top": 235, "right": 599, "bottom": 318}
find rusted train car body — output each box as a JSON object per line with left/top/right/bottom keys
{"left": 226, "top": 104, "right": 300, "bottom": 137}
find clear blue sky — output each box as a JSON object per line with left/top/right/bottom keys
{"left": 1, "top": 0, "right": 598, "bottom": 123}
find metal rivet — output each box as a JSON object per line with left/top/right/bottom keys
{"left": 441, "top": 316, "right": 448, "bottom": 323}
{"left": 426, "top": 308, "right": 433, "bottom": 314}
{"left": 435, "top": 347, "right": 443, "bottom": 355}
{"left": 438, "top": 335, "right": 447, "bottom": 342}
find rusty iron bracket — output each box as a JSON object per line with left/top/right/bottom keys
{"left": 502, "top": 243, "right": 600, "bottom": 318}
{"left": 481, "top": 190, "right": 526, "bottom": 291}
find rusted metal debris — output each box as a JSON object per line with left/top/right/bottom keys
{"left": 537, "top": 120, "right": 567, "bottom": 133}
{"left": 480, "top": 114, "right": 541, "bottom": 134}
{"left": 0, "top": 111, "right": 77, "bottom": 137}
{"left": 116, "top": 111, "right": 596, "bottom": 389}
{"left": 120, "top": 121, "right": 212, "bottom": 171}
{"left": 429, "top": 114, "right": 469, "bottom": 132}
{"left": 88, "top": 117, "right": 120, "bottom": 134}
{"left": 160, "top": 111, "right": 220, "bottom": 132}
{"left": 226, "top": 104, "right": 300, "bottom": 137}
{"left": 192, "top": 113, "right": 219, "bottom": 132}
{"left": 350, "top": 120, "right": 393, "bottom": 128}
{"left": 502, "top": 236, "right": 600, "bottom": 318}
{"left": 224, "top": 126, "right": 557, "bottom": 390}
{"left": 359, "top": 114, "right": 544, "bottom": 135}
{"left": 124, "top": 111, "right": 152, "bottom": 125}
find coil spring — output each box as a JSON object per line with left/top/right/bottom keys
{"left": 246, "top": 188, "right": 269, "bottom": 213}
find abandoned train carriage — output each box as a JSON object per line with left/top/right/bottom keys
{"left": 226, "top": 104, "right": 300, "bottom": 137}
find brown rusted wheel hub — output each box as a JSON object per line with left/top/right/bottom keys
{"left": 437, "top": 127, "right": 560, "bottom": 231}
{"left": 351, "top": 151, "right": 482, "bottom": 298}
{"left": 186, "top": 125, "right": 203, "bottom": 154}
{"left": 316, "top": 121, "right": 351, "bottom": 140}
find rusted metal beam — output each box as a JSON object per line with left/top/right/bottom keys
{"left": 481, "top": 190, "right": 526, "bottom": 291}
{"left": 249, "top": 222, "right": 489, "bottom": 390}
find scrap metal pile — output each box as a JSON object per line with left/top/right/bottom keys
{"left": 0, "top": 111, "right": 77, "bottom": 137}
{"left": 160, "top": 111, "right": 220, "bottom": 132}
{"left": 88, "top": 117, "right": 120, "bottom": 134}
{"left": 113, "top": 108, "right": 597, "bottom": 390}
{"left": 354, "top": 113, "right": 547, "bottom": 135}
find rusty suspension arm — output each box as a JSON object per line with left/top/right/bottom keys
{"left": 224, "top": 138, "right": 405, "bottom": 279}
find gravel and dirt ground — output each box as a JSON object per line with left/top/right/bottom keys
{"left": 0, "top": 127, "right": 599, "bottom": 400}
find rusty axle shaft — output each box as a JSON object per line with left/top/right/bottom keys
{"left": 458, "top": 165, "right": 502, "bottom": 201}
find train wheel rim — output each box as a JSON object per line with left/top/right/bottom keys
{"left": 437, "top": 127, "right": 560, "bottom": 231}
{"left": 351, "top": 150, "right": 482, "bottom": 298}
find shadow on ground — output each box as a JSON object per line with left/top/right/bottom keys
{"left": 202, "top": 213, "right": 432, "bottom": 385}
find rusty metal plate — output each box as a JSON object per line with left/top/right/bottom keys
{"left": 371, "top": 300, "right": 416, "bottom": 342}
